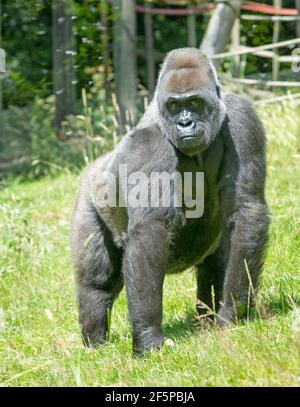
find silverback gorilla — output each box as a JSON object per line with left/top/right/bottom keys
{"left": 71, "top": 48, "right": 269, "bottom": 353}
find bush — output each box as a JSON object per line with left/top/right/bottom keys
{"left": 0, "top": 81, "right": 121, "bottom": 181}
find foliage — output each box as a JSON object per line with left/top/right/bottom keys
{"left": 0, "top": 80, "right": 121, "bottom": 181}
{"left": 2, "top": 0, "right": 298, "bottom": 109}
{"left": 72, "top": 0, "right": 113, "bottom": 98}
{"left": 0, "top": 97, "right": 81, "bottom": 180}
{"left": 1, "top": 0, "right": 110, "bottom": 108}
{"left": 2, "top": 0, "right": 52, "bottom": 107}
{"left": 0, "top": 102, "right": 299, "bottom": 386}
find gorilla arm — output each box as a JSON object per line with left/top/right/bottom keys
{"left": 217, "top": 94, "right": 270, "bottom": 324}
{"left": 93, "top": 126, "right": 178, "bottom": 352}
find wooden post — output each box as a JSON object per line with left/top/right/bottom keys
{"left": 0, "top": 0, "right": 3, "bottom": 144}
{"left": 112, "top": 0, "right": 121, "bottom": 105}
{"left": 187, "top": 2, "right": 197, "bottom": 48}
{"left": 272, "top": 0, "right": 281, "bottom": 81}
{"left": 231, "top": 14, "right": 241, "bottom": 77}
{"left": 296, "top": 0, "right": 300, "bottom": 40}
{"left": 211, "top": 38, "right": 300, "bottom": 59}
{"left": 112, "top": 0, "right": 137, "bottom": 129}
{"left": 144, "top": 2, "right": 155, "bottom": 95}
{"left": 200, "top": 0, "right": 244, "bottom": 66}
{"left": 100, "top": 0, "right": 110, "bottom": 105}
{"left": 52, "top": 0, "right": 76, "bottom": 136}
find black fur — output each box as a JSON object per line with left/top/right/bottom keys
{"left": 71, "top": 48, "right": 269, "bottom": 353}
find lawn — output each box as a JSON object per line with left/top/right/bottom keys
{"left": 0, "top": 102, "right": 299, "bottom": 386}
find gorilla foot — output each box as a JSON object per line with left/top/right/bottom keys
{"left": 216, "top": 306, "right": 236, "bottom": 328}
{"left": 133, "top": 327, "right": 165, "bottom": 355}
{"left": 81, "top": 309, "right": 112, "bottom": 347}
{"left": 216, "top": 303, "right": 250, "bottom": 328}
{"left": 82, "top": 332, "right": 107, "bottom": 347}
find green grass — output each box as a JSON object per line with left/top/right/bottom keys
{"left": 0, "top": 102, "right": 300, "bottom": 386}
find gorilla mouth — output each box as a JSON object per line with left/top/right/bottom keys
{"left": 179, "top": 133, "right": 208, "bottom": 155}
{"left": 179, "top": 128, "right": 203, "bottom": 140}
{"left": 180, "top": 134, "right": 201, "bottom": 143}
{"left": 181, "top": 135, "right": 197, "bottom": 140}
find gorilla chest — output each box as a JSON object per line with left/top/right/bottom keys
{"left": 166, "top": 140, "right": 224, "bottom": 273}
{"left": 166, "top": 181, "right": 222, "bottom": 274}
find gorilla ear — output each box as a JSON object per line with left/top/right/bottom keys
{"left": 209, "top": 62, "right": 222, "bottom": 99}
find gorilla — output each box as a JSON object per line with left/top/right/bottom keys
{"left": 71, "top": 48, "right": 269, "bottom": 353}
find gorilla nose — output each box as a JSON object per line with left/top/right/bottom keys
{"left": 177, "top": 120, "right": 194, "bottom": 131}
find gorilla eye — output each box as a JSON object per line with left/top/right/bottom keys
{"left": 167, "top": 100, "right": 180, "bottom": 113}
{"left": 189, "top": 97, "right": 204, "bottom": 109}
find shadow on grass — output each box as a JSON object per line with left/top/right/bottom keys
{"left": 261, "top": 295, "right": 300, "bottom": 318}
{"left": 163, "top": 294, "right": 300, "bottom": 340}
{"left": 163, "top": 310, "right": 205, "bottom": 339}
{"left": 107, "top": 294, "right": 299, "bottom": 348}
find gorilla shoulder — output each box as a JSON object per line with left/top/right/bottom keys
{"left": 223, "top": 92, "right": 266, "bottom": 158}
{"left": 74, "top": 124, "right": 166, "bottom": 207}
{"left": 112, "top": 124, "right": 171, "bottom": 172}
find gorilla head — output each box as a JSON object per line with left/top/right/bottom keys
{"left": 155, "top": 48, "right": 226, "bottom": 157}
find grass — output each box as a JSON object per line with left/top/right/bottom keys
{"left": 0, "top": 101, "right": 300, "bottom": 386}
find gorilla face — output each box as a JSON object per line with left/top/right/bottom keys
{"left": 155, "top": 48, "right": 226, "bottom": 157}
{"left": 163, "top": 90, "right": 223, "bottom": 156}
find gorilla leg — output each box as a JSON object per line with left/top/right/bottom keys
{"left": 78, "top": 285, "right": 117, "bottom": 346}
{"left": 217, "top": 200, "right": 269, "bottom": 325}
{"left": 122, "top": 219, "right": 169, "bottom": 353}
{"left": 196, "top": 253, "right": 224, "bottom": 316}
{"left": 72, "top": 207, "right": 123, "bottom": 346}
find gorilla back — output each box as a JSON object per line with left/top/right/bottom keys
{"left": 71, "top": 48, "right": 269, "bottom": 353}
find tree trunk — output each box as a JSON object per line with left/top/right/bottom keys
{"left": 144, "top": 4, "right": 155, "bottom": 96}
{"left": 100, "top": 0, "right": 110, "bottom": 104}
{"left": 112, "top": 0, "right": 137, "bottom": 129}
{"left": 52, "top": 0, "right": 76, "bottom": 137}
{"left": 296, "top": 0, "right": 300, "bottom": 40}
{"left": 200, "top": 1, "right": 243, "bottom": 66}
{"left": 0, "top": 0, "right": 3, "bottom": 144}
{"left": 187, "top": 2, "right": 197, "bottom": 48}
